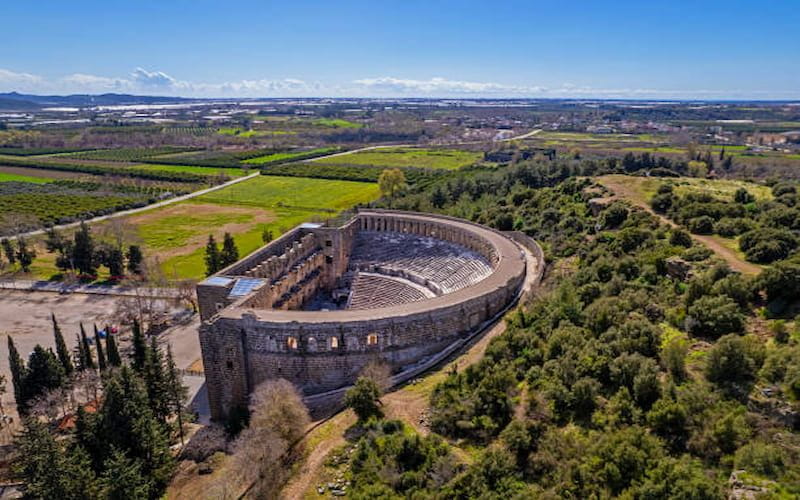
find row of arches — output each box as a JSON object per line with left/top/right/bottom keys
{"left": 284, "top": 333, "right": 379, "bottom": 352}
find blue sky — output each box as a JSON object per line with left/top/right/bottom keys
{"left": 1, "top": 1, "right": 799, "bottom": 99}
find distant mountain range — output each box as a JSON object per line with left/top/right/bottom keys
{"left": 0, "top": 92, "right": 195, "bottom": 110}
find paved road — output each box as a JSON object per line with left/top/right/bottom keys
{"left": 9, "top": 128, "right": 541, "bottom": 241}
{"left": 7, "top": 171, "right": 260, "bottom": 241}
{"left": 0, "top": 278, "right": 179, "bottom": 298}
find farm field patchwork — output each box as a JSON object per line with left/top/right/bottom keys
{"left": 313, "top": 147, "right": 482, "bottom": 170}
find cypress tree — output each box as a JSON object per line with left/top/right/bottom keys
{"left": 80, "top": 324, "right": 95, "bottom": 371}
{"left": 75, "top": 333, "right": 87, "bottom": 372}
{"left": 93, "top": 325, "right": 106, "bottom": 371}
{"left": 105, "top": 327, "right": 122, "bottom": 367}
{"left": 165, "top": 344, "right": 188, "bottom": 445}
{"left": 144, "top": 337, "right": 169, "bottom": 422}
{"left": 220, "top": 232, "right": 239, "bottom": 268}
{"left": 97, "top": 366, "right": 175, "bottom": 493}
{"left": 204, "top": 235, "right": 221, "bottom": 276}
{"left": 131, "top": 319, "right": 147, "bottom": 373}
{"left": 7, "top": 336, "right": 27, "bottom": 414}
{"left": 51, "top": 314, "right": 74, "bottom": 376}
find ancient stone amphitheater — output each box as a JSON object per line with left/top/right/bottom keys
{"left": 197, "top": 210, "right": 541, "bottom": 420}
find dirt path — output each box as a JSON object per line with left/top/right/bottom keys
{"left": 597, "top": 175, "right": 762, "bottom": 275}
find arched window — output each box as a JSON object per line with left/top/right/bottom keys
{"left": 329, "top": 336, "right": 339, "bottom": 349}
{"left": 287, "top": 337, "right": 298, "bottom": 350}
{"left": 367, "top": 333, "right": 378, "bottom": 346}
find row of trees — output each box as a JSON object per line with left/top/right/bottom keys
{"left": 45, "top": 222, "right": 144, "bottom": 278}
{"left": 0, "top": 236, "right": 36, "bottom": 272}
{"left": 8, "top": 316, "right": 188, "bottom": 499}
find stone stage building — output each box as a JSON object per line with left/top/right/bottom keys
{"left": 197, "top": 210, "right": 538, "bottom": 420}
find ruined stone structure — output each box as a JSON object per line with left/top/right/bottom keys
{"left": 197, "top": 210, "right": 533, "bottom": 420}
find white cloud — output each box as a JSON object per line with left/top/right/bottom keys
{"left": 353, "top": 76, "right": 542, "bottom": 95}
{"left": 1, "top": 67, "right": 799, "bottom": 100}
{"left": 0, "top": 69, "right": 44, "bottom": 92}
{"left": 62, "top": 73, "right": 130, "bottom": 92}
{"left": 130, "top": 67, "right": 180, "bottom": 88}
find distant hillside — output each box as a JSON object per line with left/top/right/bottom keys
{"left": 0, "top": 95, "right": 41, "bottom": 110}
{"left": 0, "top": 91, "right": 197, "bottom": 110}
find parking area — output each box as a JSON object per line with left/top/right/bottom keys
{"left": 0, "top": 289, "right": 202, "bottom": 417}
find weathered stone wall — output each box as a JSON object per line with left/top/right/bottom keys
{"left": 198, "top": 210, "right": 529, "bottom": 421}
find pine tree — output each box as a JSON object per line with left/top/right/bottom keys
{"left": 131, "top": 319, "right": 147, "bottom": 373}
{"left": 165, "top": 344, "right": 189, "bottom": 445}
{"left": 105, "top": 328, "right": 122, "bottom": 367}
{"left": 80, "top": 324, "right": 95, "bottom": 371}
{"left": 101, "top": 448, "right": 151, "bottom": 500}
{"left": 23, "top": 346, "right": 65, "bottom": 406}
{"left": 14, "top": 419, "right": 100, "bottom": 499}
{"left": 99, "top": 245, "right": 125, "bottom": 278}
{"left": 127, "top": 245, "right": 144, "bottom": 275}
{"left": 96, "top": 366, "right": 175, "bottom": 494}
{"left": 204, "top": 234, "right": 221, "bottom": 276}
{"left": 93, "top": 325, "right": 106, "bottom": 371}
{"left": 73, "top": 221, "right": 96, "bottom": 275}
{"left": 0, "top": 238, "right": 15, "bottom": 265}
{"left": 51, "top": 314, "right": 74, "bottom": 376}
{"left": 144, "top": 338, "right": 170, "bottom": 422}
{"left": 15, "top": 237, "right": 36, "bottom": 273}
{"left": 7, "top": 336, "right": 27, "bottom": 414}
{"left": 220, "top": 232, "right": 239, "bottom": 268}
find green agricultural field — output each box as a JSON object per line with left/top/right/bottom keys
{"left": 242, "top": 147, "right": 338, "bottom": 165}
{"left": 128, "top": 175, "right": 380, "bottom": 279}
{"left": 0, "top": 172, "right": 51, "bottom": 183}
{"left": 134, "top": 164, "right": 250, "bottom": 178}
{"left": 622, "top": 146, "right": 686, "bottom": 154}
{"left": 57, "top": 147, "right": 194, "bottom": 162}
{"left": 197, "top": 174, "right": 380, "bottom": 211}
{"left": 312, "top": 118, "right": 363, "bottom": 129}
{"left": 534, "top": 132, "right": 662, "bottom": 143}
{"left": 314, "top": 147, "right": 481, "bottom": 170}
{"left": 216, "top": 128, "right": 294, "bottom": 137}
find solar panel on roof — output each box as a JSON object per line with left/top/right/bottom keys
{"left": 202, "top": 276, "right": 234, "bottom": 287}
{"left": 228, "top": 278, "right": 265, "bottom": 297}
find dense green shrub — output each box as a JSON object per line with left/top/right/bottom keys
{"left": 739, "top": 228, "right": 797, "bottom": 263}
{"left": 686, "top": 295, "right": 744, "bottom": 338}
